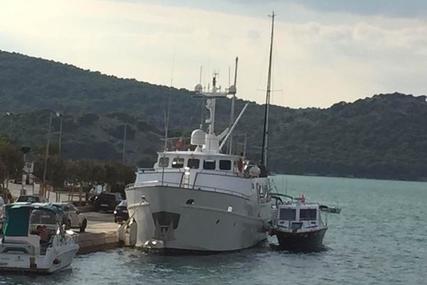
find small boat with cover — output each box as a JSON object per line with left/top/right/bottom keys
{"left": 270, "top": 193, "right": 328, "bottom": 251}
{"left": 0, "top": 203, "right": 79, "bottom": 273}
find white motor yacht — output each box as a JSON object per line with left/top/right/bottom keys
{"left": 125, "top": 75, "right": 272, "bottom": 252}
{"left": 125, "top": 13, "right": 279, "bottom": 253}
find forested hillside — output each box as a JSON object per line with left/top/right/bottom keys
{"left": 1, "top": 50, "right": 427, "bottom": 180}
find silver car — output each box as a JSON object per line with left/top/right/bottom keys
{"left": 52, "top": 202, "right": 88, "bottom": 232}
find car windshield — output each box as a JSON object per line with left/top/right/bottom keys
{"left": 101, "top": 193, "right": 123, "bottom": 200}
{"left": 17, "top": 196, "right": 39, "bottom": 203}
{"left": 30, "top": 209, "right": 57, "bottom": 225}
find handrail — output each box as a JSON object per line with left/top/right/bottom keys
{"left": 130, "top": 179, "right": 250, "bottom": 200}
{"left": 192, "top": 184, "right": 250, "bottom": 200}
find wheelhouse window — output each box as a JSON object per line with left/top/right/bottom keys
{"left": 219, "top": 160, "right": 232, "bottom": 170}
{"left": 299, "top": 209, "right": 317, "bottom": 221}
{"left": 203, "top": 160, "right": 216, "bottom": 170}
{"left": 172, "top": 157, "right": 184, "bottom": 168}
{"left": 187, "top": 158, "right": 200, "bottom": 169}
{"left": 159, "top": 157, "right": 169, "bottom": 168}
{"left": 279, "top": 208, "right": 296, "bottom": 221}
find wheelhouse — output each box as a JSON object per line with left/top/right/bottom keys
{"left": 277, "top": 203, "right": 322, "bottom": 231}
{"left": 153, "top": 151, "right": 240, "bottom": 173}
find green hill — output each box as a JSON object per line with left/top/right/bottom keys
{"left": 1, "top": 50, "right": 427, "bottom": 180}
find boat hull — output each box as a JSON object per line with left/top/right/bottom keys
{"left": 273, "top": 227, "right": 327, "bottom": 251}
{"left": 0, "top": 243, "right": 79, "bottom": 273}
{"left": 126, "top": 185, "right": 270, "bottom": 252}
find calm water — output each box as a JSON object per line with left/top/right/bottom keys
{"left": 2, "top": 175, "right": 426, "bottom": 285}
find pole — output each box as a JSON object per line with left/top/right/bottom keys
{"left": 20, "top": 153, "right": 26, "bottom": 196}
{"left": 6, "top": 112, "right": 12, "bottom": 141}
{"left": 122, "top": 124, "right": 127, "bottom": 164}
{"left": 58, "top": 114, "right": 63, "bottom": 157}
{"left": 261, "top": 12, "right": 275, "bottom": 168}
{"left": 42, "top": 112, "right": 53, "bottom": 197}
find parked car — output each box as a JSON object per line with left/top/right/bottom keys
{"left": 16, "top": 195, "right": 45, "bottom": 203}
{"left": 94, "top": 192, "right": 123, "bottom": 212}
{"left": 88, "top": 185, "right": 106, "bottom": 205}
{"left": 114, "top": 200, "right": 129, "bottom": 223}
{"left": 52, "top": 202, "right": 88, "bottom": 232}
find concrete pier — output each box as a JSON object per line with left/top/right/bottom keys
{"left": 73, "top": 212, "right": 120, "bottom": 254}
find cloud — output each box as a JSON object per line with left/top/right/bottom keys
{"left": 0, "top": 0, "right": 426, "bottom": 108}
{"left": 112, "top": 0, "right": 427, "bottom": 19}
{"left": 286, "top": 0, "right": 427, "bottom": 18}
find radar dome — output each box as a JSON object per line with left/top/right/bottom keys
{"left": 194, "top": 84, "right": 203, "bottom": 93}
{"left": 228, "top": 85, "right": 236, "bottom": 94}
{"left": 191, "top": 129, "right": 206, "bottom": 146}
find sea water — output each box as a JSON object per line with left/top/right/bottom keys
{"left": 1, "top": 175, "right": 426, "bottom": 285}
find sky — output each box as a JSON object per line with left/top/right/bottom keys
{"left": 1, "top": 0, "right": 427, "bottom": 108}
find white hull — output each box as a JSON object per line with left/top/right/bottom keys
{"left": 126, "top": 186, "right": 270, "bottom": 252}
{"left": 0, "top": 243, "right": 79, "bottom": 273}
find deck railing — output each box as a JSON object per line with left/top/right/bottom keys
{"left": 130, "top": 170, "right": 252, "bottom": 200}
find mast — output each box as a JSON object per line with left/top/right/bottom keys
{"left": 261, "top": 11, "right": 275, "bottom": 168}
{"left": 228, "top": 57, "right": 239, "bottom": 154}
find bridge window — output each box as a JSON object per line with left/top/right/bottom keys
{"left": 219, "top": 160, "right": 232, "bottom": 170}
{"left": 159, "top": 157, "right": 169, "bottom": 167}
{"left": 279, "top": 208, "right": 296, "bottom": 221}
{"left": 172, "top": 157, "right": 184, "bottom": 168}
{"left": 203, "top": 160, "right": 216, "bottom": 170}
{"left": 299, "top": 209, "right": 317, "bottom": 221}
{"left": 187, "top": 159, "right": 200, "bottom": 169}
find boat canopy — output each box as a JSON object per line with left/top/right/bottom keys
{"left": 2, "top": 204, "right": 61, "bottom": 237}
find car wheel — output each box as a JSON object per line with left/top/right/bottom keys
{"left": 66, "top": 220, "right": 71, "bottom": 230}
{"left": 80, "top": 219, "right": 87, "bottom": 233}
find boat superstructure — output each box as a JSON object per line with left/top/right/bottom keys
{"left": 125, "top": 72, "right": 273, "bottom": 252}
{"left": 0, "top": 203, "right": 79, "bottom": 273}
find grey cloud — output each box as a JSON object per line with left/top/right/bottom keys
{"left": 289, "top": 0, "right": 427, "bottom": 18}
{"left": 132, "top": 0, "right": 427, "bottom": 19}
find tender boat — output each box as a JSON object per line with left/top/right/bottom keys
{"left": 270, "top": 194, "right": 328, "bottom": 251}
{"left": 0, "top": 203, "right": 79, "bottom": 273}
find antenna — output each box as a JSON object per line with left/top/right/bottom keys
{"left": 228, "top": 57, "right": 238, "bottom": 154}
{"left": 199, "top": 66, "right": 204, "bottom": 129}
{"left": 164, "top": 53, "right": 176, "bottom": 150}
{"left": 228, "top": 66, "right": 231, "bottom": 88}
